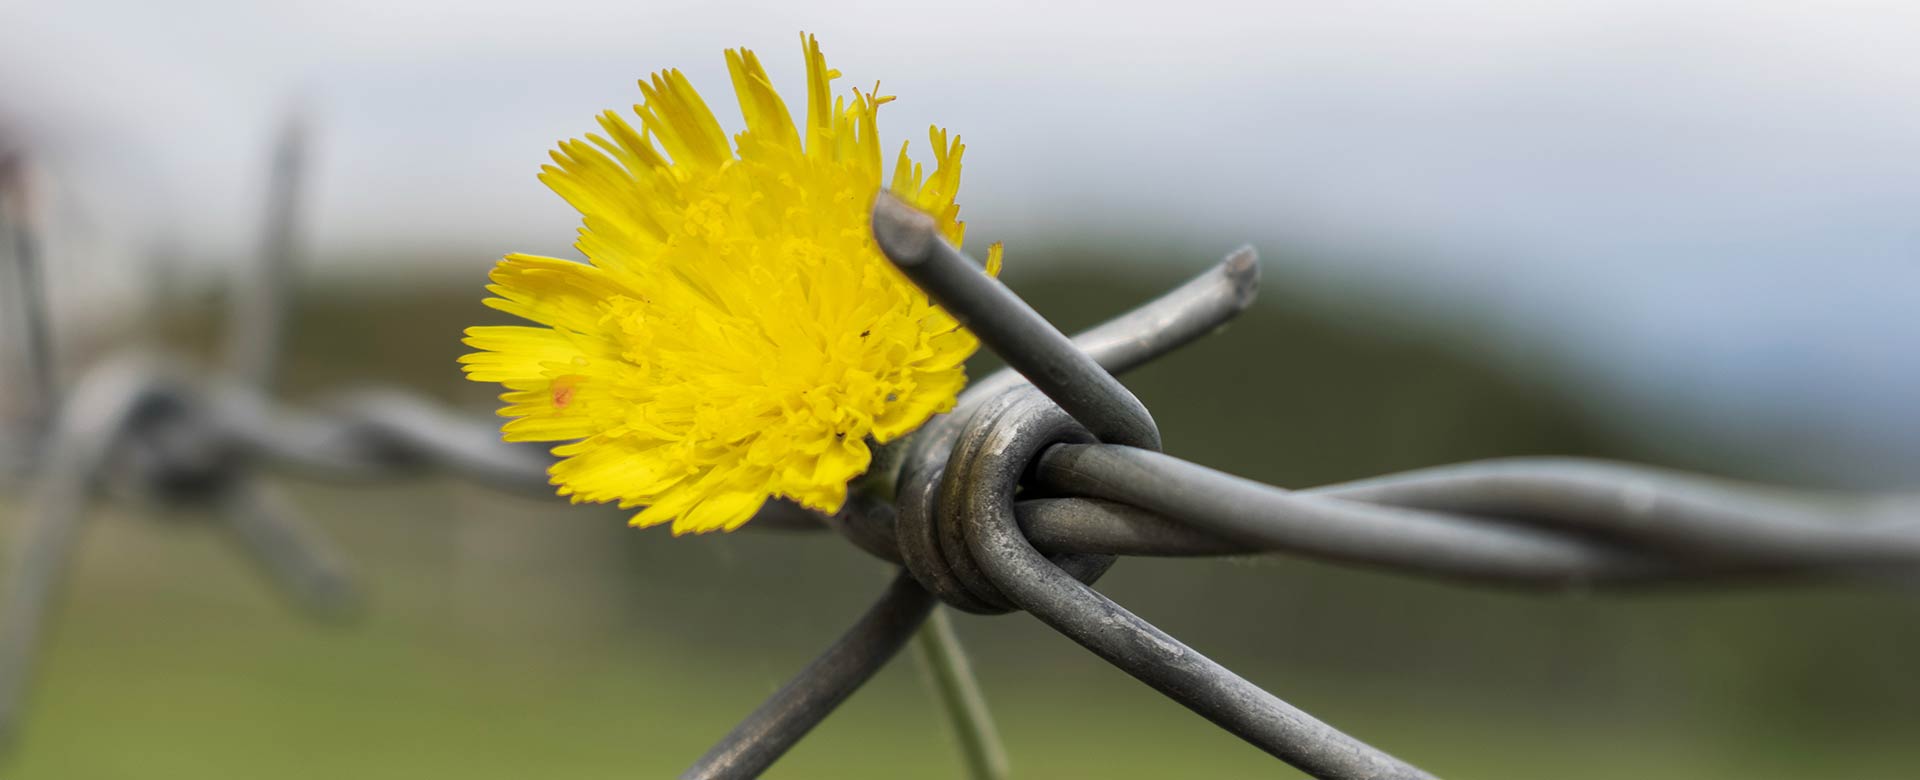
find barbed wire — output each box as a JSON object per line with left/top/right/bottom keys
{"left": 1, "top": 141, "right": 1916, "bottom": 779}
{"left": 679, "top": 199, "right": 1920, "bottom": 780}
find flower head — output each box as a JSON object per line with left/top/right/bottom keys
{"left": 461, "top": 34, "right": 997, "bottom": 534}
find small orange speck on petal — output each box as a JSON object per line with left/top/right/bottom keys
{"left": 551, "top": 375, "right": 581, "bottom": 408}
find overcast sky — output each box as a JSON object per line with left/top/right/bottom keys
{"left": 4, "top": 0, "right": 1918, "bottom": 483}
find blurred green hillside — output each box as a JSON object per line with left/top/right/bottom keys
{"left": 4, "top": 251, "right": 1916, "bottom": 779}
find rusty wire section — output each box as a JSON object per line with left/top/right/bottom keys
{"left": 2, "top": 156, "right": 1918, "bottom": 779}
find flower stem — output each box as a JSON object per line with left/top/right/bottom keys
{"left": 912, "top": 608, "right": 1010, "bottom": 780}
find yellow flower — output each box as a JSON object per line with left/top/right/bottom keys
{"left": 460, "top": 34, "right": 999, "bottom": 535}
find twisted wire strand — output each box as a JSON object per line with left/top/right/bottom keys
{"left": 1027, "top": 446, "right": 1918, "bottom": 589}
{"left": 953, "top": 387, "right": 1434, "bottom": 780}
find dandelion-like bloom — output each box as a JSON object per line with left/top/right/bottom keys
{"left": 460, "top": 34, "right": 998, "bottom": 534}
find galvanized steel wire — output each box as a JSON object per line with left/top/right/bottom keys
{"left": 1, "top": 166, "right": 1916, "bottom": 779}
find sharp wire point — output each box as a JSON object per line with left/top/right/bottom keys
{"left": 872, "top": 209, "right": 1161, "bottom": 450}
{"left": 1221, "top": 244, "right": 1261, "bottom": 310}
{"left": 870, "top": 191, "right": 938, "bottom": 266}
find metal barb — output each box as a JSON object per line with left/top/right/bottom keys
{"left": 883, "top": 243, "right": 1260, "bottom": 613}
{"left": 957, "top": 244, "right": 1261, "bottom": 407}
{"left": 681, "top": 571, "right": 935, "bottom": 780}
{"left": 872, "top": 192, "right": 1161, "bottom": 451}
{"left": 0, "top": 152, "right": 56, "bottom": 435}
{"left": 949, "top": 387, "right": 1435, "bottom": 780}
{"left": 224, "top": 113, "right": 308, "bottom": 390}
{"left": 220, "top": 479, "right": 363, "bottom": 618}
{"left": 0, "top": 355, "right": 374, "bottom": 750}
